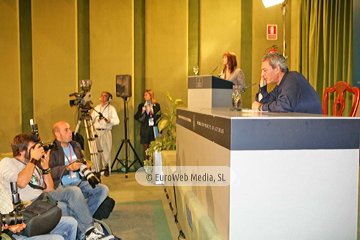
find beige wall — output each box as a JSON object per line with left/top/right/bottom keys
{"left": 0, "top": 0, "right": 21, "bottom": 152}
{"left": 32, "top": 0, "right": 78, "bottom": 142}
{"left": 90, "top": 0, "right": 133, "bottom": 160}
{"left": 199, "top": 0, "right": 241, "bottom": 76}
{"left": 0, "top": 0, "right": 290, "bottom": 157}
{"left": 145, "top": 0, "right": 188, "bottom": 109}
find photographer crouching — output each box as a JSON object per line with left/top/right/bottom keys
{"left": 0, "top": 133, "right": 114, "bottom": 240}
{"left": 50, "top": 121, "right": 114, "bottom": 219}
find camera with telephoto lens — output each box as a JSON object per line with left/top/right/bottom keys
{"left": 69, "top": 79, "right": 93, "bottom": 111}
{"left": 0, "top": 212, "right": 24, "bottom": 229}
{"left": 29, "top": 119, "right": 58, "bottom": 152}
{"left": 74, "top": 158, "right": 100, "bottom": 188}
{"left": 0, "top": 182, "right": 24, "bottom": 230}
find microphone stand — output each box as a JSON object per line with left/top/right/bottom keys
{"left": 240, "top": 83, "right": 256, "bottom": 93}
{"left": 210, "top": 66, "right": 218, "bottom": 75}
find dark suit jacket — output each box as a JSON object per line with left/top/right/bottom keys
{"left": 50, "top": 140, "right": 84, "bottom": 187}
{"left": 134, "top": 103, "right": 161, "bottom": 144}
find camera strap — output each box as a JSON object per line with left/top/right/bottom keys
{"left": 59, "top": 153, "right": 84, "bottom": 188}
{"left": 28, "top": 182, "right": 45, "bottom": 190}
{"left": 15, "top": 158, "right": 45, "bottom": 190}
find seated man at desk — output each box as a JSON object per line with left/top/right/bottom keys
{"left": 252, "top": 52, "right": 322, "bottom": 114}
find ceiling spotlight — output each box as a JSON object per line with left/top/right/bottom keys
{"left": 262, "top": 0, "right": 284, "bottom": 8}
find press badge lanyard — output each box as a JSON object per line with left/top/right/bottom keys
{"left": 64, "top": 145, "right": 73, "bottom": 163}
{"left": 63, "top": 145, "right": 79, "bottom": 180}
{"left": 148, "top": 105, "right": 154, "bottom": 126}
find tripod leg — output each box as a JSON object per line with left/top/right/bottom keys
{"left": 88, "top": 140, "right": 101, "bottom": 172}
{"left": 84, "top": 116, "right": 101, "bottom": 176}
{"left": 111, "top": 140, "right": 125, "bottom": 169}
{"left": 112, "top": 96, "right": 142, "bottom": 177}
{"left": 95, "top": 136, "right": 107, "bottom": 175}
{"left": 128, "top": 141, "right": 144, "bottom": 168}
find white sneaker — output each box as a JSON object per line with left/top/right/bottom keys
{"left": 85, "top": 228, "right": 114, "bottom": 240}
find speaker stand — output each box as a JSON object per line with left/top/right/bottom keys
{"left": 111, "top": 97, "right": 143, "bottom": 178}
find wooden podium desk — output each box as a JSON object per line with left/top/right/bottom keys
{"left": 176, "top": 108, "right": 359, "bottom": 240}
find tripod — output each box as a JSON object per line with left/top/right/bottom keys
{"left": 112, "top": 97, "right": 143, "bottom": 178}
{"left": 74, "top": 107, "right": 104, "bottom": 176}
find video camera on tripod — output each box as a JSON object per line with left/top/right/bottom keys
{"left": 69, "top": 79, "right": 93, "bottom": 111}
{"left": 0, "top": 182, "right": 24, "bottom": 229}
{"left": 68, "top": 79, "right": 106, "bottom": 178}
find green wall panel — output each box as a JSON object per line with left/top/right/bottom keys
{"left": 134, "top": 0, "right": 146, "bottom": 163}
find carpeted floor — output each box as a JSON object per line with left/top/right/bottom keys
{"left": 103, "top": 200, "right": 172, "bottom": 240}
{"left": 100, "top": 172, "right": 179, "bottom": 239}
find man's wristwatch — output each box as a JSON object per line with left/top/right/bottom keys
{"left": 29, "top": 158, "right": 38, "bottom": 165}
{"left": 42, "top": 168, "right": 51, "bottom": 175}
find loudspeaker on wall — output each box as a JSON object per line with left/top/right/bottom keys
{"left": 116, "top": 75, "right": 132, "bottom": 98}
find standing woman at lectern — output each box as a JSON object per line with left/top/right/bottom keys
{"left": 135, "top": 90, "right": 161, "bottom": 160}
{"left": 219, "top": 52, "right": 246, "bottom": 89}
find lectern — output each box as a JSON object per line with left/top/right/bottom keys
{"left": 176, "top": 108, "right": 360, "bottom": 240}
{"left": 188, "top": 75, "right": 233, "bottom": 109}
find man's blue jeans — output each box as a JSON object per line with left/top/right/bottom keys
{"left": 76, "top": 181, "right": 109, "bottom": 215}
{"left": 49, "top": 185, "right": 94, "bottom": 239}
{"left": 11, "top": 216, "right": 77, "bottom": 240}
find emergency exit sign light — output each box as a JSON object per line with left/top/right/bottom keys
{"left": 267, "top": 24, "right": 277, "bottom": 40}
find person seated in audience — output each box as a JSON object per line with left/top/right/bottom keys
{"left": 252, "top": 52, "right": 322, "bottom": 114}
{"left": 49, "top": 121, "right": 112, "bottom": 217}
{"left": 0, "top": 133, "right": 114, "bottom": 240}
{"left": 0, "top": 182, "right": 77, "bottom": 240}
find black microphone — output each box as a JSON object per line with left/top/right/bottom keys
{"left": 210, "top": 66, "right": 218, "bottom": 75}
{"left": 98, "top": 112, "right": 109, "bottom": 122}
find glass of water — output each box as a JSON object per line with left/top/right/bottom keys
{"left": 193, "top": 66, "right": 199, "bottom": 76}
{"left": 232, "top": 89, "right": 242, "bottom": 110}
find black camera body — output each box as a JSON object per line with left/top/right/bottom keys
{"left": 29, "top": 120, "right": 58, "bottom": 152}
{"left": 40, "top": 141, "right": 58, "bottom": 152}
{"left": 73, "top": 158, "right": 100, "bottom": 188}
{"left": 74, "top": 158, "right": 87, "bottom": 165}
{"left": 69, "top": 79, "right": 93, "bottom": 111}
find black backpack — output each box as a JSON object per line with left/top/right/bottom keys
{"left": 93, "top": 196, "right": 115, "bottom": 220}
{"left": 21, "top": 192, "right": 62, "bottom": 237}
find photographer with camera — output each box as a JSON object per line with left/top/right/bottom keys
{"left": 49, "top": 121, "right": 113, "bottom": 219}
{"left": 0, "top": 133, "right": 114, "bottom": 240}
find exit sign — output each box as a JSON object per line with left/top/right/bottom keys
{"left": 267, "top": 24, "right": 277, "bottom": 40}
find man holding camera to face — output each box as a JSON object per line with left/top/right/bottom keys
{"left": 0, "top": 133, "right": 114, "bottom": 240}
{"left": 49, "top": 121, "right": 113, "bottom": 218}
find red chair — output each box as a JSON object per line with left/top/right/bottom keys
{"left": 322, "top": 81, "right": 360, "bottom": 117}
